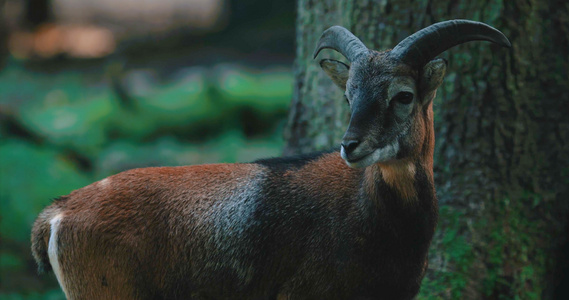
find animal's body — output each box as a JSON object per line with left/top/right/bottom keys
{"left": 34, "top": 151, "right": 435, "bottom": 299}
{"left": 32, "top": 20, "right": 510, "bottom": 299}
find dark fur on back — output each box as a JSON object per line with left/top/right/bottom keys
{"left": 254, "top": 149, "right": 336, "bottom": 172}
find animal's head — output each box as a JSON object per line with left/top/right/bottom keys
{"left": 314, "top": 20, "right": 510, "bottom": 168}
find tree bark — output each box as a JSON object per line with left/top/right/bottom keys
{"left": 285, "top": 0, "right": 569, "bottom": 298}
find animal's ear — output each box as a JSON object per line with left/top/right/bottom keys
{"left": 419, "top": 58, "right": 447, "bottom": 98}
{"left": 320, "top": 59, "right": 350, "bottom": 90}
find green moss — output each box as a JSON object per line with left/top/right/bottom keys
{"left": 420, "top": 191, "right": 550, "bottom": 299}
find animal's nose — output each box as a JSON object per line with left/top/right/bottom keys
{"left": 341, "top": 139, "right": 360, "bottom": 155}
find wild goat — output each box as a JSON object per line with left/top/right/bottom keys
{"left": 32, "top": 20, "right": 510, "bottom": 299}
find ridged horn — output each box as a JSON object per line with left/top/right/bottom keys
{"left": 313, "top": 26, "right": 368, "bottom": 62}
{"left": 390, "top": 19, "right": 511, "bottom": 69}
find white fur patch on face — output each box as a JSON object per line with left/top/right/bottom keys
{"left": 342, "top": 141, "right": 400, "bottom": 168}
{"left": 48, "top": 214, "right": 69, "bottom": 298}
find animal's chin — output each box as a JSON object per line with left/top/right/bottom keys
{"left": 341, "top": 141, "right": 400, "bottom": 168}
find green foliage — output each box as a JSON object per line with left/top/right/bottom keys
{"left": 94, "top": 132, "right": 284, "bottom": 178}
{"left": 418, "top": 206, "right": 475, "bottom": 300}
{"left": 0, "top": 252, "right": 24, "bottom": 273}
{"left": 0, "top": 59, "right": 291, "bottom": 296}
{"left": 479, "top": 194, "right": 547, "bottom": 299}
{"left": 0, "top": 140, "right": 93, "bottom": 243}
{"left": 21, "top": 94, "right": 116, "bottom": 151}
{"left": 1, "top": 62, "right": 292, "bottom": 154}
{"left": 0, "top": 290, "right": 65, "bottom": 300}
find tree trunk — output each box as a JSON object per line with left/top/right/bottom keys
{"left": 285, "top": 0, "right": 569, "bottom": 298}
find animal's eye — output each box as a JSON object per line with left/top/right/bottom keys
{"left": 344, "top": 94, "right": 350, "bottom": 105}
{"left": 393, "top": 91, "right": 414, "bottom": 105}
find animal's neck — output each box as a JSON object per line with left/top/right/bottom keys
{"left": 420, "top": 103, "right": 436, "bottom": 180}
{"left": 363, "top": 160, "right": 419, "bottom": 205}
{"left": 364, "top": 106, "right": 436, "bottom": 204}
{"left": 380, "top": 160, "right": 418, "bottom": 200}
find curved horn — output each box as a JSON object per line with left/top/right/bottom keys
{"left": 313, "top": 26, "right": 368, "bottom": 62}
{"left": 390, "top": 19, "right": 511, "bottom": 69}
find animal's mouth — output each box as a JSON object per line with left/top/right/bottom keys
{"left": 341, "top": 141, "right": 400, "bottom": 168}
{"left": 343, "top": 150, "right": 373, "bottom": 164}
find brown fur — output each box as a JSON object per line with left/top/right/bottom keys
{"left": 32, "top": 164, "right": 266, "bottom": 299}
{"left": 378, "top": 159, "right": 417, "bottom": 201}
{"left": 285, "top": 152, "right": 361, "bottom": 201}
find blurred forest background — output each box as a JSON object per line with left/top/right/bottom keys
{"left": 1, "top": 0, "right": 569, "bottom": 299}
{"left": 0, "top": 0, "right": 295, "bottom": 298}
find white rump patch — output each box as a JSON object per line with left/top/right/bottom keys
{"left": 48, "top": 214, "right": 69, "bottom": 298}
